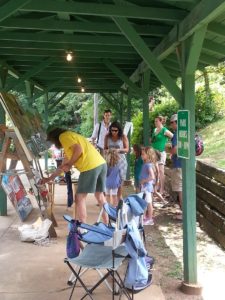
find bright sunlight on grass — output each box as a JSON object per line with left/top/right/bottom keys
{"left": 198, "top": 117, "right": 225, "bottom": 169}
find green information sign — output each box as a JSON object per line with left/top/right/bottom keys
{"left": 177, "top": 110, "right": 190, "bottom": 159}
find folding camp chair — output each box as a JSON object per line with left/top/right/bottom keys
{"left": 64, "top": 201, "right": 133, "bottom": 300}
{"left": 100, "top": 193, "right": 147, "bottom": 243}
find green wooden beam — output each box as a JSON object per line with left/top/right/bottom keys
{"left": 25, "top": 80, "right": 34, "bottom": 99}
{"left": 6, "top": 57, "right": 54, "bottom": 92}
{"left": 185, "top": 26, "right": 207, "bottom": 75}
{"left": 0, "top": 17, "right": 169, "bottom": 37}
{"left": 208, "top": 22, "right": 225, "bottom": 38}
{"left": 22, "top": 1, "right": 186, "bottom": 21}
{"left": 103, "top": 59, "right": 147, "bottom": 99}
{"left": 0, "top": 40, "right": 158, "bottom": 54}
{"left": 203, "top": 39, "right": 225, "bottom": 57}
{"left": 0, "top": 48, "right": 139, "bottom": 60}
{"left": 100, "top": 93, "right": 120, "bottom": 112}
{"left": 0, "top": 59, "right": 44, "bottom": 92}
{"left": 113, "top": 17, "right": 182, "bottom": 103}
{"left": 48, "top": 92, "right": 68, "bottom": 110}
{"left": 31, "top": 79, "right": 64, "bottom": 101}
{"left": 0, "top": 0, "right": 31, "bottom": 22}
{"left": 0, "top": 31, "right": 158, "bottom": 48}
{"left": 129, "top": 0, "right": 225, "bottom": 84}
{"left": 47, "top": 92, "right": 60, "bottom": 105}
{"left": 0, "top": 67, "right": 8, "bottom": 89}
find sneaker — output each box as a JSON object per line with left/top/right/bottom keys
{"left": 144, "top": 218, "right": 154, "bottom": 225}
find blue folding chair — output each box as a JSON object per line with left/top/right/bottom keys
{"left": 64, "top": 201, "right": 133, "bottom": 300}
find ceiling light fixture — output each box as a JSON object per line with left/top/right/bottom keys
{"left": 81, "top": 87, "right": 85, "bottom": 93}
{"left": 77, "top": 77, "right": 82, "bottom": 83}
{"left": 66, "top": 51, "right": 73, "bottom": 62}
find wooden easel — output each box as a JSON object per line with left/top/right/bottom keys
{"left": 0, "top": 128, "right": 57, "bottom": 237}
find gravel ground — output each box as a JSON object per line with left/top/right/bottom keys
{"left": 144, "top": 201, "right": 225, "bottom": 300}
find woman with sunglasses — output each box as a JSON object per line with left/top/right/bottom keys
{"left": 104, "top": 121, "right": 129, "bottom": 200}
{"left": 151, "top": 116, "right": 173, "bottom": 197}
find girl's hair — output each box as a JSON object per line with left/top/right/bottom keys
{"left": 105, "top": 149, "right": 120, "bottom": 167}
{"left": 141, "top": 146, "right": 157, "bottom": 163}
{"left": 108, "top": 121, "right": 123, "bottom": 138}
{"left": 47, "top": 127, "right": 67, "bottom": 149}
{"left": 155, "top": 115, "right": 167, "bottom": 125}
{"left": 133, "top": 144, "right": 142, "bottom": 158}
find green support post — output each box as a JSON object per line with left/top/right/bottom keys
{"left": 178, "top": 26, "right": 206, "bottom": 295}
{"left": 142, "top": 70, "right": 150, "bottom": 146}
{"left": 182, "top": 72, "right": 198, "bottom": 285}
{"left": 44, "top": 93, "right": 49, "bottom": 171}
{"left": 126, "top": 89, "right": 131, "bottom": 180}
{"left": 0, "top": 103, "right": 7, "bottom": 215}
{"left": 119, "top": 92, "right": 123, "bottom": 125}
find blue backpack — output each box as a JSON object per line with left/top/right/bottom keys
{"left": 106, "top": 165, "right": 121, "bottom": 189}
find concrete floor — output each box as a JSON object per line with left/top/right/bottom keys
{"left": 0, "top": 184, "right": 165, "bottom": 300}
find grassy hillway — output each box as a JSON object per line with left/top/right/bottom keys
{"left": 198, "top": 117, "right": 225, "bottom": 169}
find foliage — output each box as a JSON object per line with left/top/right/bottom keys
{"left": 198, "top": 117, "right": 225, "bottom": 169}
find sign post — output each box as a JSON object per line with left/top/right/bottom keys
{"left": 177, "top": 110, "right": 190, "bottom": 159}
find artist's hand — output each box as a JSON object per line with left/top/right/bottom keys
{"left": 61, "top": 162, "right": 72, "bottom": 172}
{"left": 40, "top": 177, "right": 50, "bottom": 184}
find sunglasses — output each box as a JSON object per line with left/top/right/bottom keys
{"left": 111, "top": 129, "right": 118, "bottom": 132}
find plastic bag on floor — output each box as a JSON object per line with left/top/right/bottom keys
{"left": 18, "top": 218, "right": 52, "bottom": 242}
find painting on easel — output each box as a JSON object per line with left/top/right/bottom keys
{"left": 0, "top": 92, "right": 48, "bottom": 158}
{"left": 0, "top": 93, "right": 57, "bottom": 236}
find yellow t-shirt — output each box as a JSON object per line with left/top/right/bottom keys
{"left": 59, "top": 131, "right": 105, "bottom": 172}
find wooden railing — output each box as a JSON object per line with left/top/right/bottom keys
{"left": 196, "top": 160, "right": 225, "bottom": 249}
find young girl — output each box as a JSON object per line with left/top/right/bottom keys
{"left": 105, "top": 149, "right": 122, "bottom": 207}
{"left": 133, "top": 144, "right": 143, "bottom": 193}
{"left": 140, "top": 147, "right": 155, "bottom": 225}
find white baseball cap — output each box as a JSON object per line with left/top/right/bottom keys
{"left": 170, "top": 114, "right": 177, "bottom": 122}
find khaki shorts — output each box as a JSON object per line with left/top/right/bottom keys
{"left": 158, "top": 151, "right": 167, "bottom": 165}
{"left": 76, "top": 163, "right": 107, "bottom": 193}
{"left": 171, "top": 168, "right": 182, "bottom": 192}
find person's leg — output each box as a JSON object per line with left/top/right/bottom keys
{"left": 95, "top": 164, "right": 108, "bottom": 223}
{"left": 111, "top": 188, "right": 118, "bottom": 207}
{"left": 94, "top": 191, "right": 108, "bottom": 223}
{"left": 158, "top": 164, "right": 165, "bottom": 194}
{"left": 117, "top": 184, "right": 123, "bottom": 200}
{"left": 105, "top": 188, "right": 111, "bottom": 203}
{"left": 75, "top": 193, "right": 88, "bottom": 222}
{"left": 143, "top": 192, "right": 154, "bottom": 224}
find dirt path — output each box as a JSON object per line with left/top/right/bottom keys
{"left": 144, "top": 202, "right": 225, "bottom": 300}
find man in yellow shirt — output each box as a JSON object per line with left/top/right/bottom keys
{"left": 42, "top": 128, "right": 107, "bottom": 223}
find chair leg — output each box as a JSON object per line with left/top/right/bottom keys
{"left": 65, "top": 260, "right": 94, "bottom": 300}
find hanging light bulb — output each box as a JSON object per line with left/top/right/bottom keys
{"left": 81, "top": 87, "right": 85, "bottom": 92}
{"left": 77, "top": 77, "right": 82, "bottom": 83}
{"left": 66, "top": 51, "right": 73, "bottom": 62}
